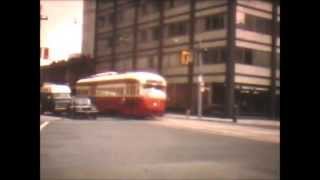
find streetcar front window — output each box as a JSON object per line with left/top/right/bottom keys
{"left": 143, "top": 84, "right": 165, "bottom": 91}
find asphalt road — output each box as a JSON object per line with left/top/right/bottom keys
{"left": 41, "top": 115, "right": 279, "bottom": 180}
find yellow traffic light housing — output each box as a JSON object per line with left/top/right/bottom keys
{"left": 180, "top": 50, "right": 192, "bottom": 65}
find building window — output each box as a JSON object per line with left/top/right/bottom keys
{"left": 235, "top": 48, "right": 271, "bottom": 67}
{"left": 139, "top": 29, "right": 148, "bottom": 42}
{"left": 167, "top": 0, "right": 175, "bottom": 8}
{"left": 244, "top": 49, "right": 252, "bottom": 64}
{"left": 106, "top": 37, "right": 113, "bottom": 48}
{"left": 163, "top": 53, "right": 179, "bottom": 68}
{"left": 163, "top": 54, "right": 171, "bottom": 68}
{"left": 148, "top": 56, "right": 156, "bottom": 69}
{"left": 99, "top": 0, "right": 110, "bottom": 6}
{"left": 212, "top": 84, "right": 225, "bottom": 106}
{"left": 117, "top": 10, "right": 123, "bottom": 22}
{"left": 168, "top": 24, "right": 175, "bottom": 37}
{"left": 97, "top": 16, "right": 105, "bottom": 27}
{"left": 137, "top": 57, "right": 148, "bottom": 69}
{"left": 276, "top": 21, "right": 280, "bottom": 37}
{"left": 140, "top": 2, "right": 148, "bottom": 15}
{"left": 108, "top": 12, "right": 115, "bottom": 24}
{"left": 205, "top": 14, "right": 225, "bottom": 31}
{"left": 168, "top": 21, "right": 188, "bottom": 37}
{"left": 151, "top": 0, "right": 161, "bottom": 11}
{"left": 100, "top": 0, "right": 110, "bottom": 4}
{"left": 165, "top": 0, "right": 189, "bottom": 9}
{"left": 202, "top": 48, "right": 226, "bottom": 64}
{"left": 238, "top": 14, "right": 272, "bottom": 35}
{"left": 276, "top": 53, "right": 280, "bottom": 69}
{"left": 152, "top": 26, "right": 160, "bottom": 41}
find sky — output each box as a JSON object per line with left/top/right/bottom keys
{"left": 40, "top": 0, "right": 83, "bottom": 66}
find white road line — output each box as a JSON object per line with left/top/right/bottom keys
{"left": 40, "top": 121, "right": 50, "bottom": 131}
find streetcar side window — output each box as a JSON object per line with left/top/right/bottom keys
{"left": 126, "top": 83, "right": 139, "bottom": 97}
{"left": 96, "top": 86, "right": 125, "bottom": 97}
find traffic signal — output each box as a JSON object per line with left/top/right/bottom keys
{"left": 42, "top": 47, "right": 49, "bottom": 59}
{"left": 180, "top": 50, "right": 192, "bottom": 65}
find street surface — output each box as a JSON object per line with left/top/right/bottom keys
{"left": 41, "top": 114, "right": 279, "bottom": 180}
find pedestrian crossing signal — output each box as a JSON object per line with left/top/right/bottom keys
{"left": 180, "top": 50, "right": 192, "bottom": 65}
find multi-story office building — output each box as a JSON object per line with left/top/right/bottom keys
{"left": 82, "top": 0, "right": 96, "bottom": 58}
{"left": 88, "top": 0, "right": 280, "bottom": 118}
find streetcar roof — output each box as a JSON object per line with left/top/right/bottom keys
{"left": 77, "top": 71, "right": 166, "bottom": 85}
{"left": 41, "top": 83, "right": 71, "bottom": 93}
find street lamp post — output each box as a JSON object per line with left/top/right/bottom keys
{"left": 175, "top": 38, "right": 204, "bottom": 119}
{"left": 196, "top": 40, "right": 204, "bottom": 120}
{"left": 197, "top": 50, "right": 203, "bottom": 119}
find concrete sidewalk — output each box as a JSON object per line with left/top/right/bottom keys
{"left": 163, "top": 113, "right": 280, "bottom": 129}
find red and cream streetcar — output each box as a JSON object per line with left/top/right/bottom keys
{"left": 75, "top": 72, "right": 167, "bottom": 117}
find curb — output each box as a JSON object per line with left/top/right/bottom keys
{"left": 40, "top": 115, "right": 62, "bottom": 121}
{"left": 164, "top": 114, "right": 280, "bottom": 129}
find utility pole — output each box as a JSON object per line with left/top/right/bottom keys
{"left": 40, "top": 4, "right": 48, "bottom": 82}
{"left": 40, "top": 3, "right": 48, "bottom": 56}
{"left": 187, "top": 0, "right": 196, "bottom": 116}
{"left": 40, "top": 4, "right": 48, "bottom": 20}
